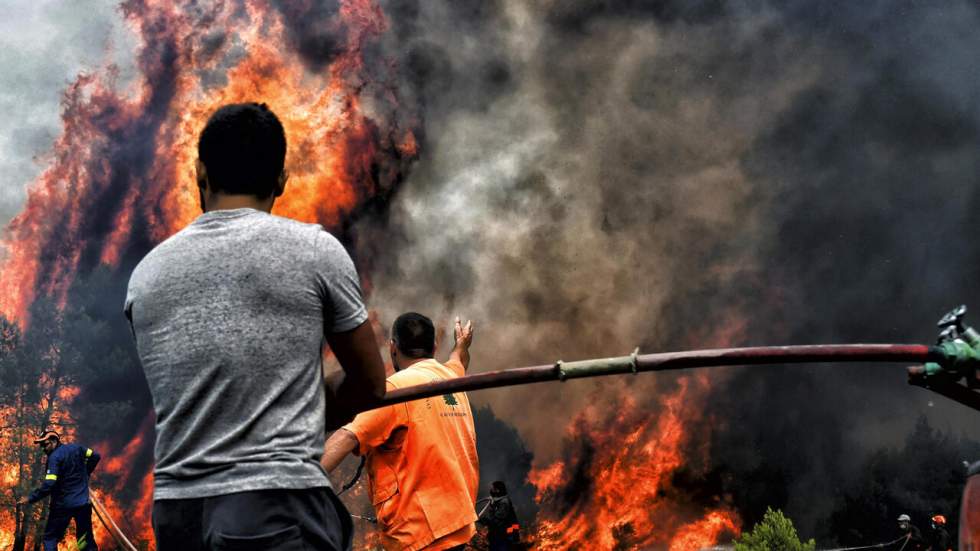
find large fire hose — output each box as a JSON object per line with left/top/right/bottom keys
{"left": 356, "top": 305, "right": 980, "bottom": 414}
{"left": 332, "top": 307, "right": 980, "bottom": 549}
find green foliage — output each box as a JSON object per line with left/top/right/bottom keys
{"left": 734, "top": 507, "right": 816, "bottom": 551}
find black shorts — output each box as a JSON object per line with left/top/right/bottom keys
{"left": 153, "top": 487, "right": 352, "bottom": 551}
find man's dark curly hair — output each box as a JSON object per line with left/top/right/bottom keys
{"left": 198, "top": 102, "right": 287, "bottom": 198}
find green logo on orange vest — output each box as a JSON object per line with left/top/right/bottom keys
{"left": 443, "top": 394, "right": 459, "bottom": 406}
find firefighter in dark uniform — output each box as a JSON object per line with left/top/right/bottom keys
{"left": 927, "top": 514, "right": 951, "bottom": 551}
{"left": 22, "top": 431, "right": 101, "bottom": 551}
{"left": 478, "top": 481, "right": 521, "bottom": 551}
{"left": 897, "top": 514, "right": 928, "bottom": 551}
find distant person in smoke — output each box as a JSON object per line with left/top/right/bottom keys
{"left": 897, "top": 513, "right": 928, "bottom": 551}
{"left": 926, "top": 514, "right": 951, "bottom": 551}
{"left": 478, "top": 480, "right": 521, "bottom": 551}
{"left": 125, "top": 102, "right": 387, "bottom": 551}
{"left": 20, "top": 430, "right": 101, "bottom": 551}
{"left": 321, "top": 313, "right": 479, "bottom": 550}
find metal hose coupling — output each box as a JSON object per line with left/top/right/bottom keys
{"left": 555, "top": 347, "right": 641, "bottom": 382}
{"left": 911, "top": 304, "right": 980, "bottom": 385}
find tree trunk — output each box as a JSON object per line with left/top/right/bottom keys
{"left": 31, "top": 501, "right": 48, "bottom": 551}
{"left": 12, "top": 501, "right": 27, "bottom": 551}
{"left": 14, "top": 395, "right": 29, "bottom": 551}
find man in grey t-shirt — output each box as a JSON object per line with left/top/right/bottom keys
{"left": 125, "top": 103, "right": 386, "bottom": 551}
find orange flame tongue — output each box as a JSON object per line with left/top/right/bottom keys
{"left": 529, "top": 377, "right": 740, "bottom": 550}
{"left": 669, "top": 511, "right": 741, "bottom": 551}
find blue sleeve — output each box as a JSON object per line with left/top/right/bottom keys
{"left": 28, "top": 452, "right": 61, "bottom": 503}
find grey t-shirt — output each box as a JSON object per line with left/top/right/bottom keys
{"left": 125, "top": 208, "right": 367, "bottom": 500}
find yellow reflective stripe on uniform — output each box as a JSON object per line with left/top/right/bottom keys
{"left": 85, "top": 448, "right": 93, "bottom": 458}
{"left": 45, "top": 474, "right": 57, "bottom": 481}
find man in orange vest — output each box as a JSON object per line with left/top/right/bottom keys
{"left": 322, "top": 313, "right": 479, "bottom": 550}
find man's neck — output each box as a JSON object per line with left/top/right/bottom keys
{"left": 394, "top": 356, "right": 431, "bottom": 372}
{"left": 204, "top": 192, "right": 274, "bottom": 213}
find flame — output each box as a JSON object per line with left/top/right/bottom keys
{"left": 88, "top": 413, "right": 156, "bottom": 546}
{"left": 0, "top": 464, "right": 17, "bottom": 487}
{"left": 57, "top": 386, "right": 81, "bottom": 403}
{"left": 528, "top": 377, "right": 740, "bottom": 550}
{"left": 668, "top": 510, "right": 741, "bottom": 551}
{"left": 0, "top": 396, "right": 85, "bottom": 549}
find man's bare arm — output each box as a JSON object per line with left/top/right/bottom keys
{"left": 325, "top": 320, "right": 386, "bottom": 428}
{"left": 321, "top": 429, "right": 360, "bottom": 473}
{"left": 448, "top": 316, "right": 475, "bottom": 372}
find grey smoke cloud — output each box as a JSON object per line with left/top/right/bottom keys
{"left": 363, "top": 0, "right": 820, "bottom": 456}
{"left": 0, "top": 1, "right": 137, "bottom": 227}
{"left": 356, "top": 0, "right": 980, "bottom": 537}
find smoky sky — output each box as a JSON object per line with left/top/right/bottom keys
{"left": 0, "top": 1, "right": 138, "bottom": 227}
{"left": 357, "top": 0, "right": 980, "bottom": 537}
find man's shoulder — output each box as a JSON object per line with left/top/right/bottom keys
{"left": 61, "top": 443, "right": 83, "bottom": 455}
{"left": 252, "top": 214, "right": 346, "bottom": 259}
{"left": 414, "top": 358, "right": 464, "bottom": 379}
{"left": 130, "top": 215, "right": 327, "bottom": 278}
{"left": 387, "top": 367, "right": 429, "bottom": 388}
{"left": 50, "top": 444, "right": 74, "bottom": 460}
{"left": 395, "top": 359, "right": 452, "bottom": 383}
{"left": 262, "top": 212, "right": 325, "bottom": 236}
{"left": 128, "top": 225, "right": 195, "bottom": 280}
{"left": 383, "top": 360, "right": 466, "bottom": 394}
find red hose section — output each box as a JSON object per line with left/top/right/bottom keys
{"left": 364, "top": 344, "right": 936, "bottom": 412}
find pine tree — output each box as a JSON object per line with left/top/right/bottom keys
{"left": 734, "top": 507, "right": 816, "bottom": 551}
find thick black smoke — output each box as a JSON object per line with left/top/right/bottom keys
{"left": 356, "top": 0, "right": 980, "bottom": 543}
{"left": 704, "top": 1, "right": 980, "bottom": 538}
{"left": 270, "top": 1, "right": 346, "bottom": 71}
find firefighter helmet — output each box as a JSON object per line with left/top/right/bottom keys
{"left": 898, "top": 514, "right": 911, "bottom": 522}
{"left": 32, "top": 430, "right": 60, "bottom": 444}
{"left": 931, "top": 514, "right": 946, "bottom": 525}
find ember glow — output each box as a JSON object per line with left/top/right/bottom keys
{"left": 529, "top": 377, "right": 740, "bottom": 550}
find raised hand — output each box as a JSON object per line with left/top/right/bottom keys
{"left": 454, "top": 316, "right": 474, "bottom": 349}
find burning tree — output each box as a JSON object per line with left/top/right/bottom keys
{"left": 0, "top": 295, "right": 138, "bottom": 550}
{"left": 528, "top": 377, "right": 741, "bottom": 550}
{"left": 0, "top": 304, "right": 79, "bottom": 551}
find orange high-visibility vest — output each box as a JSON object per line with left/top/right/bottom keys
{"left": 344, "top": 358, "right": 479, "bottom": 550}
